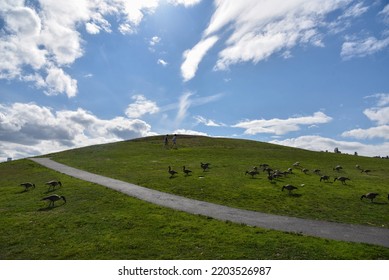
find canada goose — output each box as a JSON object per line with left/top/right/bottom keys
{"left": 41, "top": 194, "right": 66, "bottom": 207}
{"left": 46, "top": 180, "right": 62, "bottom": 190}
{"left": 200, "top": 162, "right": 210, "bottom": 171}
{"left": 333, "top": 165, "right": 343, "bottom": 172}
{"left": 182, "top": 166, "right": 192, "bottom": 176}
{"left": 302, "top": 168, "right": 309, "bottom": 174}
{"left": 361, "top": 169, "right": 371, "bottom": 174}
{"left": 168, "top": 166, "right": 178, "bottom": 178}
{"left": 320, "top": 175, "right": 330, "bottom": 182}
{"left": 334, "top": 176, "right": 350, "bottom": 184}
{"left": 313, "top": 169, "right": 321, "bottom": 174}
{"left": 245, "top": 170, "right": 259, "bottom": 178}
{"left": 20, "top": 182, "right": 35, "bottom": 191}
{"left": 360, "top": 193, "right": 379, "bottom": 203}
{"left": 292, "top": 162, "right": 300, "bottom": 167}
{"left": 282, "top": 184, "right": 298, "bottom": 194}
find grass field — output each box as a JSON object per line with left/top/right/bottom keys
{"left": 50, "top": 135, "right": 389, "bottom": 228}
{"left": 1, "top": 135, "right": 389, "bottom": 259}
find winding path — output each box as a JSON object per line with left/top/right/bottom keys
{"left": 30, "top": 157, "right": 389, "bottom": 248}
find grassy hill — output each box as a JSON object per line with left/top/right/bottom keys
{"left": 1, "top": 135, "right": 389, "bottom": 259}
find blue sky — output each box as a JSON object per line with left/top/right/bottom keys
{"left": 1, "top": 0, "right": 389, "bottom": 160}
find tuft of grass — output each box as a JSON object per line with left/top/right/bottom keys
{"left": 1, "top": 159, "right": 389, "bottom": 259}
{"left": 48, "top": 135, "right": 389, "bottom": 228}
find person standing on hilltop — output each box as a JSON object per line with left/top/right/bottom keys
{"left": 164, "top": 134, "right": 169, "bottom": 148}
{"left": 172, "top": 134, "right": 177, "bottom": 149}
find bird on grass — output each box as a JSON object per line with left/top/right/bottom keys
{"left": 360, "top": 193, "right": 379, "bottom": 203}
{"left": 20, "top": 182, "right": 35, "bottom": 191}
{"left": 46, "top": 180, "right": 62, "bottom": 190}
{"left": 200, "top": 162, "right": 210, "bottom": 171}
{"left": 183, "top": 166, "right": 192, "bottom": 176}
{"left": 282, "top": 184, "right": 298, "bottom": 194}
{"left": 245, "top": 170, "right": 259, "bottom": 178}
{"left": 168, "top": 166, "right": 178, "bottom": 178}
{"left": 334, "top": 177, "right": 350, "bottom": 185}
{"left": 41, "top": 194, "right": 66, "bottom": 207}
{"left": 320, "top": 175, "right": 330, "bottom": 182}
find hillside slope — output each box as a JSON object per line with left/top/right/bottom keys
{"left": 47, "top": 135, "right": 389, "bottom": 228}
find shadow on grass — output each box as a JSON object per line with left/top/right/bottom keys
{"left": 37, "top": 203, "right": 65, "bottom": 211}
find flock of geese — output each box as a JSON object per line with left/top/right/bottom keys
{"left": 19, "top": 180, "right": 66, "bottom": 208}
{"left": 18, "top": 160, "right": 387, "bottom": 207}
{"left": 167, "top": 161, "right": 389, "bottom": 203}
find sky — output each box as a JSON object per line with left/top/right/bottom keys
{"left": 1, "top": 0, "right": 389, "bottom": 160}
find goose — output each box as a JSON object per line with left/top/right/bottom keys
{"left": 245, "top": 170, "right": 259, "bottom": 178}
{"left": 361, "top": 169, "right": 371, "bottom": 174}
{"left": 302, "top": 168, "right": 309, "bottom": 174}
{"left": 282, "top": 184, "right": 298, "bottom": 194}
{"left": 200, "top": 162, "right": 210, "bottom": 171}
{"left": 182, "top": 166, "right": 192, "bottom": 176}
{"left": 334, "top": 176, "right": 350, "bottom": 184}
{"left": 41, "top": 194, "right": 66, "bottom": 207}
{"left": 313, "top": 169, "right": 321, "bottom": 174}
{"left": 360, "top": 193, "right": 379, "bottom": 203}
{"left": 20, "top": 182, "right": 35, "bottom": 191}
{"left": 320, "top": 175, "right": 330, "bottom": 182}
{"left": 168, "top": 166, "right": 178, "bottom": 178}
{"left": 46, "top": 180, "right": 62, "bottom": 190}
{"left": 333, "top": 165, "right": 343, "bottom": 172}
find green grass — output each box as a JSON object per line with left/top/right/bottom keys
{"left": 49, "top": 135, "right": 389, "bottom": 228}
{"left": 1, "top": 135, "right": 389, "bottom": 259}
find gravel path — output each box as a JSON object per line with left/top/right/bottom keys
{"left": 31, "top": 157, "right": 389, "bottom": 248}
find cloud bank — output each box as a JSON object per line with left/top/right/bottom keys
{"left": 0, "top": 102, "right": 154, "bottom": 159}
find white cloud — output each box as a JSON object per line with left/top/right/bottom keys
{"left": 365, "top": 93, "right": 389, "bottom": 107}
{"left": 85, "top": 22, "right": 101, "bottom": 34}
{"left": 341, "top": 35, "right": 389, "bottom": 59}
{"left": 168, "top": 0, "right": 202, "bottom": 7}
{"left": 181, "top": 36, "right": 219, "bottom": 81}
{"left": 176, "top": 92, "right": 193, "bottom": 124}
{"left": 0, "top": 102, "right": 154, "bottom": 159}
{"left": 157, "top": 59, "right": 168, "bottom": 66}
{"left": 0, "top": 0, "right": 161, "bottom": 97}
{"left": 270, "top": 135, "right": 389, "bottom": 157}
{"left": 44, "top": 66, "right": 78, "bottom": 98}
{"left": 173, "top": 129, "right": 208, "bottom": 136}
{"left": 194, "top": 115, "right": 225, "bottom": 127}
{"left": 342, "top": 125, "right": 389, "bottom": 140}
{"left": 150, "top": 36, "right": 161, "bottom": 46}
{"left": 233, "top": 112, "right": 332, "bottom": 135}
{"left": 125, "top": 95, "right": 160, "bottom": 118}
{"left": 342, "top": 93, "right": 389, "bottom": 140}
{"left": 379, "top": 3, "right": 389, "bottom": 23}
{"left": 181, "top": 0, "right": 350, "bottom": 80}
{"left": 363, "top": 107, "right": 389, "bottom": 125}
{"left": 340, "top": 2, "right": 369, "bottom": 19}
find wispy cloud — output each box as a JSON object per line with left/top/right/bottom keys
{"left": 176, "top": 92, "right": 193, "bottom": 124}
{"left": 181, "top": 0, "right": 351, "bottom": 80}
{"left": 341, "top": 35, "right": 389, "bottom": 60}
{"left": 233, "top": 112, "right": 332, "bottom": 135}
{"left": 157, "top": 59, "right": 168, "bottom": 66}
{"left": 194, "top": 115, "right": 226, "bottom": 127}
{"left": 181, "top": 36, "right": 219, "bottom": 81}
